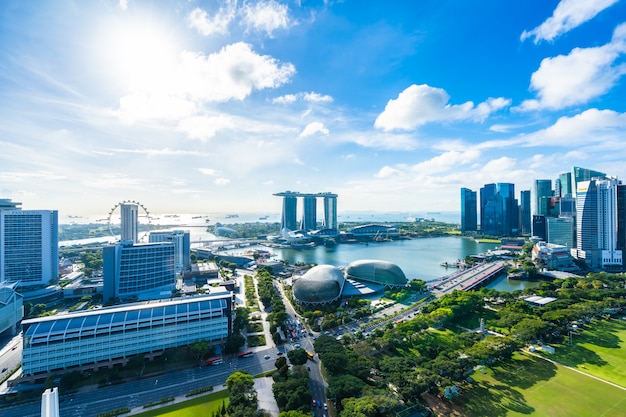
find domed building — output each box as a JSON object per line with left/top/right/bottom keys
{"left": 292, "top": 265, "right": 345, "bottom": 306}
{"left": 345, "top": 260, "right": 407, "bottom": 288}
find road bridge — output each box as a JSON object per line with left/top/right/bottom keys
{"left": 430, "top": 261, "right": 506, "bottom": 296}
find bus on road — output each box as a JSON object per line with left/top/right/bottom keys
{"left": 237, "top": 350, "right": 254, "bottom": 358}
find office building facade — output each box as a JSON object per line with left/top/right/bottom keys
{"left": 274, "top": 191, "right": 338, "bottom": 232}
{"left": 572, "top": 166, "right": 606, "bottom": 197}
{"left": 149, "top": 230, "right": 191, "bottom": 274}
{"left": 546, "top": 217, "right": 575, "bottom": 248}
{"left": 1, "top": 200, "right": 58, "bottom": 289}
{"left": 460, "top": 188, "right": 477, "bottom": 232}
{"left": 103, "top": 241, "right": 175, "bottom": 302}
{"left": 21, "top": 292, "right": 232, "bottom": 376}
{"left": 479, "top": 183, "right": 518, "bottom": 236}
{"left": 322, "top": 193, "right": 338, "bottom": 230}
{"left": 520, "top": 190, "right": 531, "bottom": 235}
{"left": 575, "top": 178, "right": 622, "bottom": 269}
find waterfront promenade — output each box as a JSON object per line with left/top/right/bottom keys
{"left": 430, "top": 261, "right": 506, "bottom": 296}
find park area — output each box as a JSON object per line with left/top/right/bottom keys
{"left": 423, "top": 317, "right": 626, "bottom": 417}
{"left": 132, "top": 389, "right": 229, "bottom": 417}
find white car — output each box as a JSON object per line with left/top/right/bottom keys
{"left": 264, "top": 354, "right": 271, "bottom": 359}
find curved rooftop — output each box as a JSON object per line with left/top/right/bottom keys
{"left": 345, "top": 259, "right": 407, "bottom": 288}
{"left": 292, "top": 265, "right": 345, "bottom": 305}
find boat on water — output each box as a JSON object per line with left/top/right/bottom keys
{"left": 164, "top": 214, "right": 180, "bottom": 218}
{"left": 225, "top": 214, "right": 239, "bottom": 218}
{"left": 259, "top": 215, "right": 269, "bottom": 220}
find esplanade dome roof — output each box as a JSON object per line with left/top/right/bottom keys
{"left": 345, "top": 260, "right": 407, "bottom": 287}
{"left": 292, "top": 265, "right": 345, "bottom": 305}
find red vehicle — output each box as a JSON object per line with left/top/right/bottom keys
{"left": 237, "top": 350, "right": 254, "bottom": 358}
{"left": 205, "top": 357, "right": 223, "bottom": 366}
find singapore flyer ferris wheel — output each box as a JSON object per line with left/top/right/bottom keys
{"left": 107, "top": 200, "right": 152, "bottom": 242}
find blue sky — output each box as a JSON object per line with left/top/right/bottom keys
{"left": 1, "top": 0, "right": 626, "bottom": 216}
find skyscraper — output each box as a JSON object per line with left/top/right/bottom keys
{"left": 575, "top": 178, "right": 622, "bottom": 269}
{"left": 460, "top": 188, "right": 477, "bottom": 232}
{"left": 479, "top": 183, "right": 517, "bottom": 236}
{"left": 322, "top": 193, "right": 338, "bottom": 230}
{"left": 557, "top": 172, "right": 573, "bottom": 197}
{"left": 274, "top": 192, "right": 298, "bottom": 231}
{"left": 531, "top": 179, "right": 552, "bottom": 235}
{"left": 300, "top": 195, "right": 317, "bottom": 231}
{"left": 480, "top": 183, "right": 496, "bottom": 233}
{"left": 120, "top": 202, "right": 139, "bottom": 243}
{"left": 572, "top": 166, "right": 606, "bottom": 197}
{"left": 520, "top": 190, "right": 531, "bottom": 234}
{"left": 0, "top": 199, "right": 58, "bottom": 289}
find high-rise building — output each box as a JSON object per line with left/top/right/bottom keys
{"left": 0, "top": 283, "right": 23, "bottom": 336}
{"left": 531, "top": 179, "right": 552, "bottom": 235}
{"left": 103, "top": 240, "right": 175, "bottom": 302}
{"left": 460, "top": 188, "right": 477, "bottom": 232}
{"left": 574, "top": 178, "right": 622, "bottom": 269}
{"left": 479, "top": 183, "right": 517, "bottom": 236}
{"left": 547, "top": 217, "right": 575, "bottom": 248}
{"left": 274, "top": 192, "right": 298, "bottom": 231}
{"left": 617, "top": 184, "right": 626, "bottom": 268}
{"left": 532, "top": 215, "right": 547, "bottom": 241}
{"left": 321, "top": 193, "right": 338, "bottom": 230}
{"left": 560, "top": 195, "right": 576, "bottom": 218}
{"left": 0, "top": 200, "right": 58, "bottom": 289}
{"left": 557, "top": 172, "right": 573, "bottom": 197}
{"left": 520, "top": 190, "right": 531, "bottom": 234}
{"left": 301, "top": 195, "right": 318, "bottom": 231}
{"left": 149, "top": 230, "right": 191, "bottom": 274}
{"left": 120, "top": 203, "right": 139, "bottom": 243}
{"left": 572, "top": 166, "right": 606, "bottom": 197}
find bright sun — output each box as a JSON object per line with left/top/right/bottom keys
{"left": 103, "top": 18, "right": 180, "bottom": 93}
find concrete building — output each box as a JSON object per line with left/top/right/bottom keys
{"left": 149, "top": 230, "right": 191, "bottom": 274}
{"left": 322, "top": 192, "right": 338, "bottom": 230}
{"left": 572, "top": 166, "right": 606, "bottom": 198}
{"left": 301, "top": 195, "right": 317, "bottom": 231}
{"left": 120, "top": 202, "right": 139, "bottom": 243}
{"left": 41, "top": 387, "right": 59, "bottom": 417}
{"left": 0, "top": 199, "right": 58, "bottom": 289}
{"left": 532, "top": 242, "right": 574, "bottom": 270}
{"left": 21, "top": 292, "right": 232, "bottom": 377}
{"left": 103, "top": 240, "right": 175, "bottom": 302}
{"left": 531, "top": 179, "right": 552, "bottom": 235}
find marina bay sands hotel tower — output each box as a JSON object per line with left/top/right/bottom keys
{"left": 274, "top": 192, "right": 338, "bottom": 232}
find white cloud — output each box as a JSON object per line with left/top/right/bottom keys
{"left": 349, "top": 133, "right": 418, "bottom": 151}
{"left": 178, "top": 42, "right": 296, "bottom": 102}
{"left": 523, "top": 108, "right": 626, "bottom": 146}
{"left": 110, "top": 148, "right": 211, "bottom": 157}
{"left": 187, "top": 4, "right": 236, "bottom": 36}
{"left": 198, "top": 168, "right": 221, "bottom": 176}
{"left": 410, "top": 149, "right": 482, "bottom": 175}
{"left": 375, "top": 166, "right": 403, "bottom": 178}
{"left": 177, "top": 115, "right": 234, "bottom": 141}
{"left": 272, "top": 91, "right": 333, "bottom": 104}
{"left": 374, "top": 84, "right": 510, "bottom": 131}
{"left": 299, "top": 121, "right": 329, "bottom": 138}
{"left": 521, "top": 0, "right": 618, "bottom": 44}
{"left": 518, "top": 23, "right": 626, "bottom": 111}
{"left": 112, "top": 93, "right": 197, "bottom": 123}
{"left": 118, "top": 0, "right": 128, "bottom": 11}
{"left": 241, "top": 0, "right": 291, "bottom": 37}
{"left": 215, "top": 178, "right": 231, "bottom": 185}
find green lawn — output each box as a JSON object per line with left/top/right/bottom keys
{"left": 456, "top": 352, "right": 626, "bottom": 417}
{"left": 132, "top": 389, "right": 229, "bottom": 417}
{"left": 539, "top": 318, "right": 626, "bottom": 387}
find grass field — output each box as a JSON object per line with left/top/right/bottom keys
{"left": 540, "top": 318, "right": 626, "bottom": 387}
{"left": 132, "top": 389, "right": 229, "bottom": 417}
{"left": 443, "top": 351, "right": 626, "bottom": 417}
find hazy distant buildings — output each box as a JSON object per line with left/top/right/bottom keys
{"left": 21, "top": 292, "right": 232, "bottom": 377}
{"left": 120, "top": 202, "right": 139, "bottom": 243}
{"left": 460, "top": 188, "right": 477, "bottom": 232}
{"left": 103, "top": 240, "right": 175, "bottom": 302}
{"left": 274, "top": 191, "right": 338, "bottom": 232}
{"left": 0, "top": 199, "right": 58, "bottom": 289}
{"left": 149, "top": 230, "right": 191, "bottom": 274}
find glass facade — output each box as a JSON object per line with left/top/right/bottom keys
{"left": 22, "top": 293, "right": 232, "bottom": 375}
{"left": 460, "top": 188, "right": 477, "bottom": 232}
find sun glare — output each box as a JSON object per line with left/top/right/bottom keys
{"left": 103, "top": 18, "right": 180, "bottom": 93}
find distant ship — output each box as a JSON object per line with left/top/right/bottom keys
{"left": 259, "top": 215, "right": 269, "bottom": 220}
{"left": 225, "top": 214, "right": 239, "bottom": 218}
{"left": 164, "top": 214, "right": 180, "bottom": 218}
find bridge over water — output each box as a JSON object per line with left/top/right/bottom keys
{"left": 430, "top": 261, "right": 506, "bottom": 296}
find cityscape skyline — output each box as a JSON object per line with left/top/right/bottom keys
{"left": 2, "top": 1, "right": 626, "bottom": 215}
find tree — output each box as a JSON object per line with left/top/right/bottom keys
{"left": 224, "top": 333, "right": 246, "bottom": 354}
{"left": 233, "top": 307, "right": 250, "bottom": 333}
{"left": 279, "top": 411, "right": 310, "bottom": 417}
{"left": 189, "top": 340, "right": 211, "bottom": 363}
{"left": 226, "top": 371, "right": 262, "bottom": 416}
{"left": 327, "top": 374, "right": 365, "bottom": 410}
{"left": 287, "top": 348, "right": 308, "bottom": 366}
{"left": 125, "top": 354, "right": 146, "bottom": 376}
